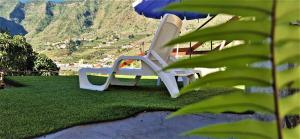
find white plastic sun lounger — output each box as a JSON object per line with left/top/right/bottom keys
{"left": 79, "top": 14, "right": 197, "bottom": 98}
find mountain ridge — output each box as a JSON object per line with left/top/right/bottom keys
{"left": 0, "top": 0, "right": 209, "bottom": 65}
{"left": 0, "top": 17, "right": 27, "bottom": 35}
{"left": 0, "top": 0, "right": 160, "bottom": 64}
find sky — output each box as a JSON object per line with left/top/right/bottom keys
{"left": 19, "top": 0, "right": 65, "bottom": 3}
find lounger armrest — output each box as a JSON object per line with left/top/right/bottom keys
{"left": 116, "top": 56, "right": 179, "bottom": 75}
{"left": 117, "top": 56, "right": 148, "bottom": 61}
{"left": 115, "top": 56, "right": 161, "bottom": 72}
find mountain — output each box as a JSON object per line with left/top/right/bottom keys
{"left": 0, "top": 17, "right": 27, "bottom": 35}
{"left": 9, "top": 2, "right": 25, "bottom": 23}
{"left": 0, "top": 0, "right": 206, "bottom": 64}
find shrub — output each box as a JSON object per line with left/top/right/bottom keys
{"left": 34, "top": 54, "right": 59, "bottom": 76}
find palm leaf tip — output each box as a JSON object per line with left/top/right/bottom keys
{"left": 170, "top": 92, "right": 274, "bottom": 118}
{"left": 283, "top": 125, "right": 300, "bottom": 139}
{"left": 166, "top": 108, "right": 198, "bottom": 119}
{"left": 165, "top": 38, "right": 182, "bottom": 46}
{"left": 179, "top": 85, "right": 194, "bottom": 94}
{"left": 165, "top": 113, "right": 177, "bottom": 119}
{"left": 182, "top": 120, "right": 277, "bottom": 139}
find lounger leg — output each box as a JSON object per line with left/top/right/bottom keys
{"left": 156, "top": 77, "right": 161, "bottom": 86}
{"left": 134, "top": 75, "right": 141, "bottom": 86}
{"left": 182, "top": 77, "right": 190, "bottom": 86}
{"left": 79, "top": 68, "right": 111, "bottom": 91}
{"left": 158, "top": 72, "right": 180, "bottom": 98}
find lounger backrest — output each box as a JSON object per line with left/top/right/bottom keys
{"left": 147, "top": 14, "right": 182, "bottom": 63}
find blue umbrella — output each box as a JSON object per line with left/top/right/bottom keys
{"left": 132, "top": 0, "right": 208, "bottom": 20}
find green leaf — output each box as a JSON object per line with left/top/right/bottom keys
{"left": 280, "top": 92, "right": 300, "bottom": 116}
{"left": 277, "top": 10, "right": 300, "bottom": 25}
{"left": 165, "top": 0, "right": 272, "bottom": 19}
{"left": 168, "top": 92, "right": 274, "bottom": 118}
{"left": 184, "top": 120, "right": 277, "bottom": 139}
{"left": 277, "top": 0, "right": 300, "bottom": 24}
{"left": 277, "top": 66, "right": 300, "bottom": 88}
{"left": 166, "top": 21, "right": 270, "bottom": 46}
{"left": 283, "top": 125, "right": 300, "bottom": 139}
{"left": 165, "top": 44, "right": 270, "bottom": 69}
{"left": 276, "top": 40, "right": 300, "bottom": 65}
{"left": 291, "top": 80, "right": 300, "bottom": 88}
{"left": 180, "top": 68, "right": 272, "bottom": 94}
{"left": 276, "top": 25, "right": 300, "bottom": 42}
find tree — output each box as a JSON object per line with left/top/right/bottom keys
{"left": 0, "top": 33, "right": 35, "bottom": 72}
{"left": 66, "top": 40, "right": 80, "bottom": 55}
{"left": 165, "top": 0, "right": 299, "bottom": 139}
{"left": 0, "top": 33, "right": 59, "bottom": 76}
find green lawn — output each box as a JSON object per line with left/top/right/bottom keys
{"left": 0, "top": 76, "right": 222, "bottom": 138}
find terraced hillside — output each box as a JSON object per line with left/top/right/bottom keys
{"left": 0, "top": 0, "right": 209, "bottom": 65}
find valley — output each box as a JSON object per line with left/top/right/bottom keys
{"left": 0, "top": 0, "right": 225, "bottom": 68}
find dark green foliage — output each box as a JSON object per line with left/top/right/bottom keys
{"left": 34, "top": 54, "right": 59, "bottom": 76}
{"left": 128, "top": 34, "right": 135, "bottom": 39}
{"left": 66, "top": 40, "right": 81, "bottom": 55}
{"left": 0, "top": 76, "right": 222, "bottom": 138}
{"left": 81, "top": 10, "right": 94, "bottom": 28}
{"left": 83, "top": 10, "right": 91, "bottom": 17}
{"left": 84, "top": 19, "right": 93, "bottom": 27}
{"left": 80, "top": 1, "right": 98, "bottom": 28}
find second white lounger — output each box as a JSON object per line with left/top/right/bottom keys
{"left": 79, "top": 14, "right": 196, "bottom": 98}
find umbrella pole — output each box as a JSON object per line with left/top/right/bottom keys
{"left": 189, "top": 42, "right": 192, "bottom": 59}
{"left": 189, "top": 15, "right": 216, "bottom": 58}
{"left": 197, "top": 15, "right": 216, "bottom": 30}
{"left": 176, "top": 45, "right": 179, "bottom": 58}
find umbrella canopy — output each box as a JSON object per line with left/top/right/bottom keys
{"left": 132, "top": 0, "right": 208, "bottom": 20}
